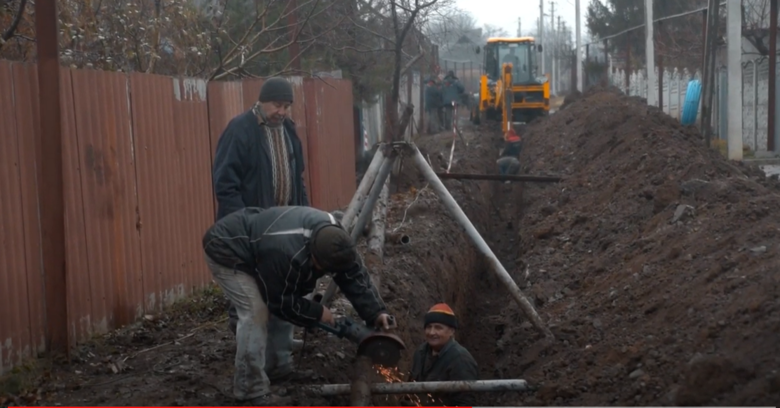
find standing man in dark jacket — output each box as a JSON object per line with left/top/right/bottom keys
{"left": 212, "top": 77, "right": 310, "bottom": 333}
{"left": 409, "top": 303, "right": 479, "bottom": 406}
{"left": 203, "top": 206, "right": 395, "bottom": 405}
{"left": 441, "top": 71, "right": 465, "bottom": 130}
{"left": 424, "top": 78, "right": 442, "bottom": 134}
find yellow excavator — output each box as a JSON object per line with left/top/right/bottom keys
{"left": 470, "top": 37, "right": 550, "bottom": 133}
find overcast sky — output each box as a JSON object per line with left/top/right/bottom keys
{"left": 454, "top": 0, "right": 584, "bottom": 42}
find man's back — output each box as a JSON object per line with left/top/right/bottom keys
{"left": 203, "top": 206, "right": 335, "bottom": 273}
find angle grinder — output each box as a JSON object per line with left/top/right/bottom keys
{"left": 315, "top": 316, "right": 406, "bottom": 367}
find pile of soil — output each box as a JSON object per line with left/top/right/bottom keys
{"left": 476, "top": 87, "right": 780, "bottom": 405}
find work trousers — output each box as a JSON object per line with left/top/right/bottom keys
{"left": 426, "top": 108, "right": 441, "bottom": 134}
{"left": 442, "top": 105, "right": 454, "bottom": 131}
{"left": 497, "top": 156, "right": 521, "bottom": 175}
{"left": 205, "top": 254, "right": 296, "bottom": 401}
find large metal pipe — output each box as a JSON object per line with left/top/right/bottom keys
{"left": 411, "top": 146, "right": 553, "bottom": 340}
{"left": 320, "top": 152, "right": 398, "bottom": 306}
{"left": 435, "top": 172, "right": 562, "bottom": 183}
{"left": 303, "top": 379, "right": 529, "bottom": 396}
{"left": 342, "top": 147, "right": 386, "bottom": 231}
{"left": 350, "top": 356, "right": 373, "bottom": 406}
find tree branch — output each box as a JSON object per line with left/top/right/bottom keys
{"left": 1, "top": 0, "right": 28, "bottom": 44}
{"left": 400, "top": 52, "right": 423, "bottom": 76}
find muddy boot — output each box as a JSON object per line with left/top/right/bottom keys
{"left": 245, "top": 392, "right": 292, "bottom": 406}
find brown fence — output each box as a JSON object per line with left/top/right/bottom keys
{"left": 0, "top": 61, "right": 356, "bottom": 374}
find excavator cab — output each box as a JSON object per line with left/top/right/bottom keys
{"left": 472, "top": 37, "right": 550, "bottom": 131}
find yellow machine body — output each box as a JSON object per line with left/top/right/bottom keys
{"left": 472, "top": 37, "right": 550, "bottom": 131}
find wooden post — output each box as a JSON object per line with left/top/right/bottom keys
{"left": 35, "top": 0, "right": 70, "bottom": 357}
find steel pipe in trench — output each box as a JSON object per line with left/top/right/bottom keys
{"left": 320, "top": 152, "right": 398, "bottom": 307}
{"left": 435, "top": 172, "right": 562, "bottom": 183}
{"left": 342, "top": 147, "right": 386, "bottom": 231}
{"left": 303, "top": 379, "right": 529, "bottom": 396}
{"left": 410, "top": 145, "right": 554, "bottom": 341}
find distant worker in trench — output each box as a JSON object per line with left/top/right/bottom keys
{"left": 497, "top": 128, "right": 522, "bottom": 183}
{"left": 408, "top": 303, "right": 479, "bottom": 406}
{"left": 202, "top": 206, "right": 396, "bottom": 406}
{"left": 211, "top": 77, "right": 311, "bottom": 335}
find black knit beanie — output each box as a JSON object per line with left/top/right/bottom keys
{"left": 259, "top": 77, "right": 294, "bottom": 103}
{"left": 311, "top": 225, "right": 357, "bottom": 272}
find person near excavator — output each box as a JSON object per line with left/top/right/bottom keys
{"left": 497, "top": 128, "right": 523, "bottom": 180}
{"left": 425, "top": 78, "right": 443, "bottom": 134}
{"left": 441, "top": 71, "right": 465, "bottom": 130}
{"left": 408, "top": 303, "right": 479, "bottom": 406}
{"left": 202, "top": 206, "right": 396, "bottom": 406}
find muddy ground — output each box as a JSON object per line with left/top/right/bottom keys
{"left": 3, "top": 87, "right": 780, "bottom": 406}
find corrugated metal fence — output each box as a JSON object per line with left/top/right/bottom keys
{"left": 0, "top": 61, "right": 356, "bottom": 374}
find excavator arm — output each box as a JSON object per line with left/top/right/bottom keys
{"left": 500, "top": 63, "right": 514, "bottom": 133}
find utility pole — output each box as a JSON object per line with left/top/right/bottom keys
{"left": 540, "top": 0, "right": 545, "bottom": 75}
{"left": 557, "top": 16, "right": 562, "bottom": 95}
{"left": 518, "top": 17, "right": 522, "bottom": 37}
{"left": 700, "top": 0, "right": 720, "bottom": 146}
{"left": 550, "top": 1, "right": 556, "bottom": 94}
{"left": 726, "top": 0, "right": 742, "bottom": 160}
{"left": 644, "top": 0, "right": 657, "bottom": 107}
{"left": 769, "top": 0, "right": 777, "bottom": 151}
{"left": 576, "top": 0, "right": 582, "bottom": 92}
{"left": 35, "top": 0, "right": 70, "bottom": 356}
{"left": 549, "top": 1, "right": 557, "bottom": 95}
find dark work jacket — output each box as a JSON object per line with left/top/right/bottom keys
{"left": 202, "top": 206, "right": 388, "bottom": 328}
{"left": 500, "top": 140, "right": 523, "bottom": 158}
{"left": 409, "top": 339, "right": 479, "bottom": 406}
{"left": 424, "top": 84, "right": 442, "bottom": 110}
{"left": 441, "top": 76, "right": 465, "bottom": 105}
{"left": 212, "top": 110, "right": 309, "bottom": 221}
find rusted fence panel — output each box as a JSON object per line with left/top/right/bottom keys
{"left": 130, "top": 73, "right": 187, "bottom": 311}
{"left": 304, "top": 78, "right": 357, "bottom": 210}
{"left": 172, "top": 78, "right": 213, "bottom": 289}
{"left": 206, "top": 81, "right": 243, "bottom": 157}
{"left": 70, "top": 69, "right": 145, "bottom": 334}
{"left": 11, "top": 63, "right": 46, "bottom": 354}
{"left": 55, "top": 67, "right": 95, "bottom": 346}
{"left": 288, "top": 77, "right": 312, "bottom": 202}
{"left": 0, "top": 61, "right": 34, "bottom": 373}
{"left": 0, "top": 63, "right": 358, "bottom": 375}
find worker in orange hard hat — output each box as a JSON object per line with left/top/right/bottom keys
{"left": 497, "top": 128, "right": 522, "bottom": 181}
{"left": 408, "top": 303, "right": 478, "bottom": 406}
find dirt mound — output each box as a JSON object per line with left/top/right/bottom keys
{"left": 560, "top": 90, "right": 583, "bottom": 110}
{"left": 484, "top": 88, "right": 780, "bottom": 405}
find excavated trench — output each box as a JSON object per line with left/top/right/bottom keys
{"left": 349, "top": 128, "right": 535, "bottom": 406}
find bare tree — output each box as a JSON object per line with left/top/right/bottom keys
{"left": 743, "top": 0, "right": 773, "bottom": 56}
{"left": 0, "top": 0, "right": 345, "bottom": 78}
{"left": 347, "top": 0, "right": 454, "bottom": 141}
{"left": 481, "top": 24, "right": 509, "bottom": 41}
